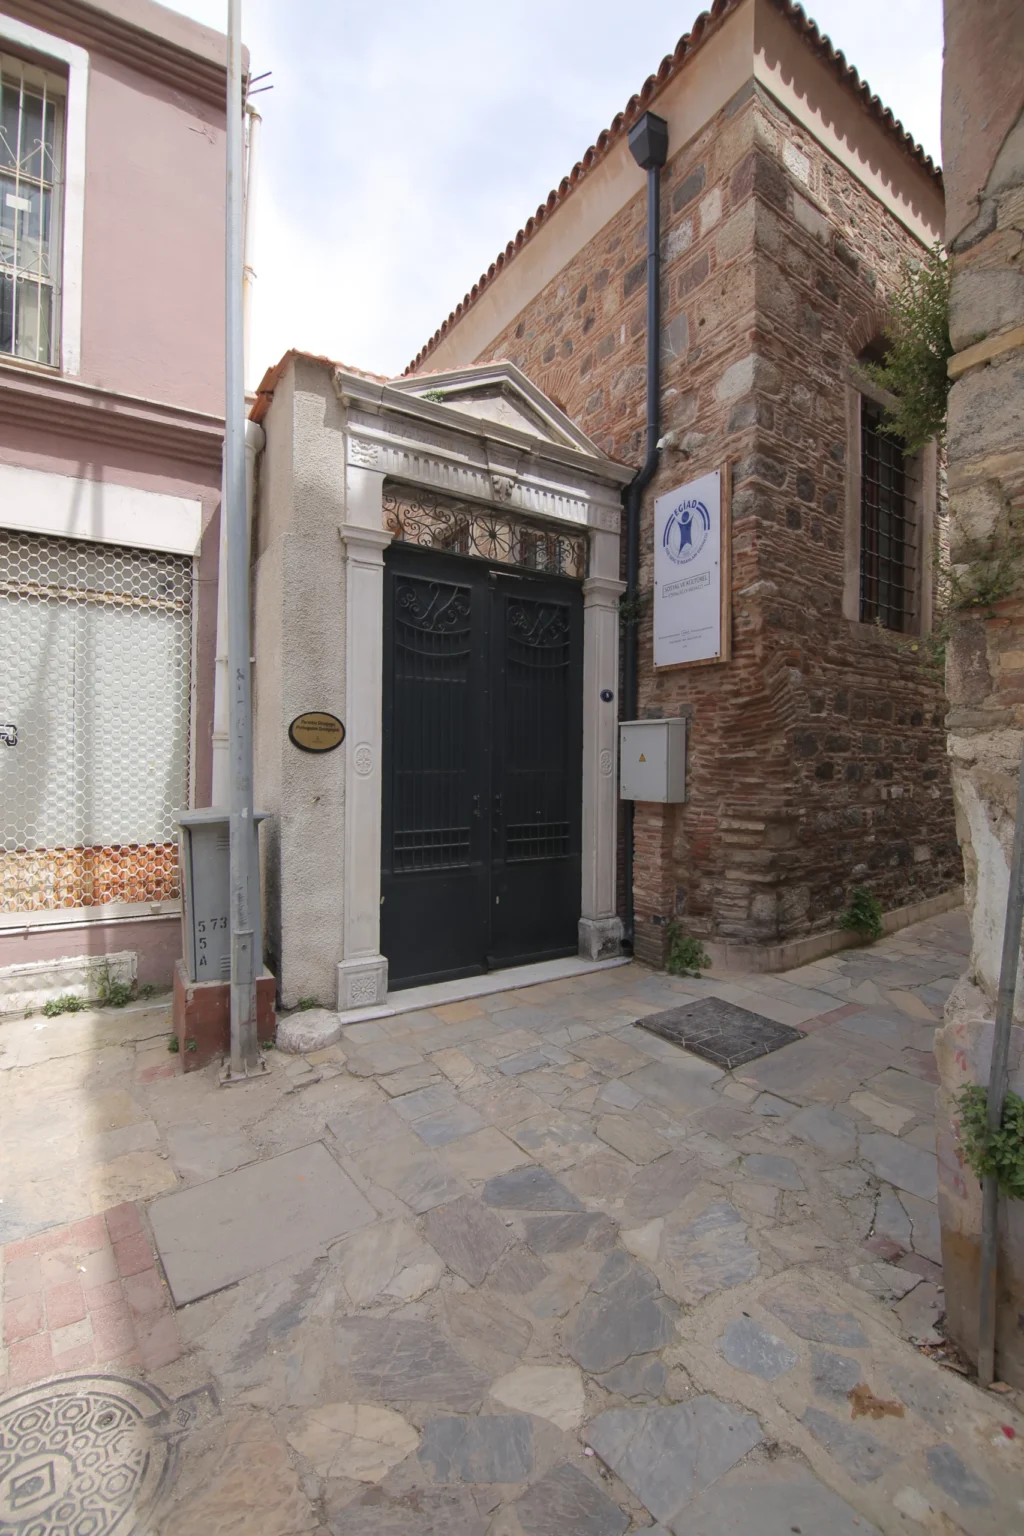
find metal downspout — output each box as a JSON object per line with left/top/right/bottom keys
{"left": 622, "top": 112, "right": 668, "bottom": 946}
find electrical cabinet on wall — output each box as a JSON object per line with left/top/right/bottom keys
{"left": 178, "top": 810, "right": 268, "bottom": 983}
{"left": 619, "top": 719, "right": 687, "bottom": 803}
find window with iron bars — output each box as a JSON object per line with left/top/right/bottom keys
{"left": 859, "top": 399, "right": 917, "bottom": 632}
{"left": 0, "top": 52, "right": 66, "bottom": 367}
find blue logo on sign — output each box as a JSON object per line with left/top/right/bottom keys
{"left": 663, "top": 498, "right": 711, "bottom": 565}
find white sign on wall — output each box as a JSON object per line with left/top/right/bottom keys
{"left": 653, "top": 469, "right": 726, "bottom": 668}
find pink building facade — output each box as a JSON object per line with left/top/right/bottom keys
{"left": 0, "top": 0, "right": 227, "bottom": 997}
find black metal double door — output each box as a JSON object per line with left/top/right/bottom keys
{"left": 381, "top": 544, "right": 583, "bottom": 990}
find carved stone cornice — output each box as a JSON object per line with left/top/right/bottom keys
{"left": 0, "top": 365, "right": 224, "bottom": 471}
{"left": 342, "top": 410, "right": 622, "bottom": 534}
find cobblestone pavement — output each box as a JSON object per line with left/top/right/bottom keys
{"left": 2, "top": 908, "right": 1023, "bottom": 1535}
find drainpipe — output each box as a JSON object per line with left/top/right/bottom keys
{"left": 622, "top": 111, "right": 668, "bottom": 947}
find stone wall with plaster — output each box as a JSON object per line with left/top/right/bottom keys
{"left": 252, "top": 360, "right": 350, "bottom": 1009}
{"left": 935, "top": 0, "right": 1024, "bottom": 1385}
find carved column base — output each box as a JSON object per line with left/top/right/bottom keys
{"left": 336, "top": 954, "right": 389, "bottom": 1011}
{"left": 578, "top": 916, "right": 623, "bottom": 962}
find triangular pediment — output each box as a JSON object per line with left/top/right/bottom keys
{"left": 391, "top": 361, "right": 604, "bottom": 458}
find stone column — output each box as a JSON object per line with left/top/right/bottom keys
{"left": 336, "top": 463, "right": 392, "bottom": 1010}
{"left": 579, "top": 556, "right": 625, "bottom": 961}
{"left": 935, "top": 0, "right": 1024, "bottom": 1387}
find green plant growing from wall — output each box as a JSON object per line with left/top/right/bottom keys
{"left": 839, "top": 886, "right": 883, "bottom": 942}
{"left": 422, "top": 389, "right": 447, "bottom": 404}
{"left": 883, "top": 525, "right": 1024, "bottom": 681}
{"left": 863, "top": 242, "right": 952, "bottom": 451}
{"left": 956, "top": 1085, "right": 1024, "bottom": 1200}
{"left": 618, "top": 589, "right": 649, "bottom": 628}
{"left": 665, "top": 923, "right": 711, "bottom": 977}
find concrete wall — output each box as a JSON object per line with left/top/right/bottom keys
{"left": 468, "top": 80, "right": 959, "bottom": 967}
{"left": 934, "top": 0, "right": 1024, "bottom": 1387}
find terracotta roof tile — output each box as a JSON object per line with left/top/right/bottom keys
{"left": 249, "top": 349, "right": 388, "bottom": 422}
{"left": 404, "top": 0, "right": 942, "bottom": 376}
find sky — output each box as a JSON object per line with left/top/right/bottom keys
{"left": 164, "top": 1, "right": 944, "bottom": 387}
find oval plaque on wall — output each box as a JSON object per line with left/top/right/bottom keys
{"left": 288, "top": 712, "right": 345, "bottom": 754}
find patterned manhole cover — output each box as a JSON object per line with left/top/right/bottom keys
{"left": 0, "top": 1374, "right": 175, "bottom": 1534}
{"left": 636, "top": 996, "right": 804, "bottom": 1069}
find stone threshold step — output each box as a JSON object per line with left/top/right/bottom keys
{"left": 337, "top": 954, "right": 631, "bottom": 1028}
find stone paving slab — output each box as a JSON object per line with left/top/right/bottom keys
{"left": 673, "top": 1267, "right": 1024, "bottom": 1536}
{"left": 682, "top": 1462, "right": 882, "bottom": 1536}
{"left": 7, "top": 906, "right": 1024, "bottom": 1536}
{"left": 149, "top": 1141, "right": 376, "bottom": 1304}
{"left": 585, "top": 1396, "right": 763, "bottom": 1525}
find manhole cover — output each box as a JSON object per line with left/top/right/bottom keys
{"left": 0, "top": 1374, "right": 175, "bottom": 1535}
{"left": 637, "top": 997, "right": 804, "bottom": 1069}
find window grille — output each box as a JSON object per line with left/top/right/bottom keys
{"left": 0, "top": 53, "right": 66, "bottom": 366}
{"left": 0, "top": 532, "right": 193, "bottom": 913}
{"left": 383, "top": 485, "right": 587, "bottom": 580}
{"left": 860, "top": 399, "right": 916, "bottom": 631}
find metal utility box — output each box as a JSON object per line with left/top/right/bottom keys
{"left": 619, "top": 719, "right": 687, "bottom": 803}
{"left": 178, "top": 810, "right": 269, "bottom": 983}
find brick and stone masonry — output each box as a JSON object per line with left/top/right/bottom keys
{"left": 470, "top": 79, "right": 960, "bottom": 967}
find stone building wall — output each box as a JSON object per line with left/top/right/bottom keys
{"left": 934, "top": 0, "right": 1024, "bottom": 1387}
{"left": 481, "top": 80, "right": 959, "bottom": 965}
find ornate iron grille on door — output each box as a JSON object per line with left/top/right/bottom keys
{"left": 383, "top": 486, "right": 586, "bottom": 580}
{"left": 381, "top": 541, "right": 583, "bottom": 991}
{"left": 503, "top": 599, "right": 572, "bottom": 862}
{"left": 391, "top": 576, "right": 473, "bottom": 873}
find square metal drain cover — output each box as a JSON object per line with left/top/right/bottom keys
{"left": 637, "top": 996, "right": 804, "bottom": 1069}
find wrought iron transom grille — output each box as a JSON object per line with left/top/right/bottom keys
{"left": 384, "top": 485, "right": 587, "bottom": 580}
{"left": 860, "top": 400, "right": 916, "bottom": 632}
{"left": 0, "top": 531, "right": 193, "bottom": 912}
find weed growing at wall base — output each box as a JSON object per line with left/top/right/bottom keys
{"left": 41, "top": 993, "right": 88, "bottom": 1017}
{"left": 957, "top": 1086, "right": 1024, "bottom": 1200}
{"left": 840, "top": 887, "right": 884, "bottom": 941}
{"left": 666, "top": 924, "right": 711, "bottom": 976}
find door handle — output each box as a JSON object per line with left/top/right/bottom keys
{"left": 471, "top": 794, "right": 481, "bottom": 819}
{"left": 493, "top": 792, "right": 502, "bottom": 819}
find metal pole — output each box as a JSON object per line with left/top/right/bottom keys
{"left": 212, "top": 97, "right": 261, "bottom": 808}
{"left": 242, "top": 102, "right": 262, "bottom": 384}
{"left": 977, "top": 733, "right": 1024, "bottom": 1383}
{"left": 223, "top": 0, "right": 260, "bottom": 1080}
